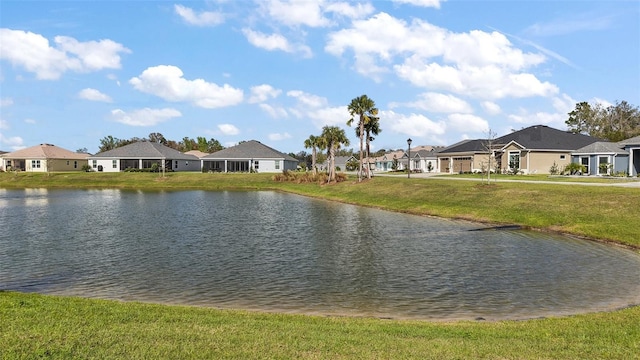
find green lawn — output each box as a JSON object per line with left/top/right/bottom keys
{"left": 1, "top": 171, "right": 640, "bottom": 359}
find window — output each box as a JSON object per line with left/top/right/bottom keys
{"left": 275, "top": 161, "right": 280, "bottom": 170}
{"left": 508, "top": 151, "right": 520, "bottom": 171}
{"left": 74, "top": 161, "right": 77, "bottom": 169}
{"left": 112, "top": 160, "right": 117, "bottom": 168}
{"left": 92, "top": 160, "right": 97, "bottom": 168}
{"left": 175, "top": 160, "right": 178, "bottom": 169}
{"left": 32, "top": 160, "right": 41, "bottom": 168}
{"left": 560, "top": 155, "right": 566, "bottom": 160}
{"left": 254, "top": 161, "right": 259, "bottom": 170}
{"left": 598, "top": 156, "right": 609, "bottom": 175}
{"left": 67, "top": 160, "right": 70, "bottom": 165}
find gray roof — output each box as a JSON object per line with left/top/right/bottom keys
{"left": 437, "top": 139, "right": 488, "bottom": 154}
{"left": 202, "top": 140, "right": 297, "bottom": 162}
{"left": 496, "top": 125, "right": 597, "bottom": 150}
{"left": 574, "top": 141, "right": 628, "bottom": 155}
{"left": 90, "top": 141, "right": 199, "bottom": 160}
{"left": 618, "top": 135, "right": 640, "bottom": 146}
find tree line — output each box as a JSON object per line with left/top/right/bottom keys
{"left": 97, "top": 133, "right": 225, "bottom": 153}
{"left": 566, "top": 100, "right": 640, "bottom": 142}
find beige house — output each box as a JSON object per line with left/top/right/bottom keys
{"left": 0, "top": 143, "right": 89, "bottom": 172}
{"left": 437, "top": 125, "right": 599, "bottom": 174}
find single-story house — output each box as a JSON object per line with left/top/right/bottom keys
{"left": 411, "top": 146, "right": 442, "bottom": 173}
{"left": 201, "top": 140, "right": 298, "bottom": 173}
{"left": 437, "top": 125, "right": 599, "bottom": 174}
{"left": 88, "top": 141, "right": 201, "bottom": 172}
{"left": 572, "top": 135, "right": 640, "bottom": 176}
{"left": 373, "top": 150, "right": 405, "bottom": 172}
{"left": 320, "top": 155, "right": 358, "bottom": 172}
{"left": 0, "top": 143, "right": 88, "bottom": 172}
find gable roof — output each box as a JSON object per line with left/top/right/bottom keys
{"left": 437, "top": 139, "right": 488, "bottom": 154}
{"left": 574, "top": 141, "right": 628, "bottom": 155}
{"left": 184, "top": 150, "right": 210, "bottom": 158}
{"left": 495, "top": 125, "right": 597, "bottom": 150}
{"left": 618, "top": 135, "right": 640, "bottom": 146}
{"left": 3, "top": 143, "right": 88, "bottom": 160}
{"left": 202, "top": 140, "right": 297, "bottom": 162}
{"left": 91, "top": 141, "right": 198, "bottom": 160}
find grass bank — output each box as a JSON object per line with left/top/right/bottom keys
{"left": 2, "top": 171, "right": 639, "bottom": 247}
{"left": 2, "top": 291, "right": 640, "bottom": 359}
{"left": 2, "top": 171, "right": 640, "bottom": 358}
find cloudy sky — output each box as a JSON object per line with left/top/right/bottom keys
{"left": 1, "top": 0, "right": 638, "bottom": 154}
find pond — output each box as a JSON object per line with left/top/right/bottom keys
{"left": 1, "top": 188, "right": 639, "bottom": 320}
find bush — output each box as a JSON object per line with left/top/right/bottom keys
{"left": 563, "top": 162, "right": 585, "bottom": 175}
{"left": 272, "top": 170, "right": 347, "bottom": 184}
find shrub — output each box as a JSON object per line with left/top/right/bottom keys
{"left": 549, "top": 161, "right": 559, "bottom": 175}
{"left": 564, "top": 162, "right": 585, "bottom": 175}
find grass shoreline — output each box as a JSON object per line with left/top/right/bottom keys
{"left": 2, "top": 171, "right": 640, "bottom": 358}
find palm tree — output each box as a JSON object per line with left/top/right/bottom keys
{"left": 347, "top": 95, "right": 378, "bottom": 181}
{"left": 356, "top": 116, "right": 381, "bottom": 178}
{"left": 304, "top": 134, "right": 321, "bottom": 174}
{"left": 320, "top": 126, "right": 350, "bottom": 182}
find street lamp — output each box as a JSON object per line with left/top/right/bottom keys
{"left": 407, "top": 138, "right": 412, "bottom": 178}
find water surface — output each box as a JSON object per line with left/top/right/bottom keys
{"left": 1, "top": 188, "right": 639, "bottom": 320}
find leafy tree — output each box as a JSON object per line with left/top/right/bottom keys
{"left": 320, "top": 126, "right": 350, "bottom": 182}
{"left": 206, "top": 138, "right": 224, "bottom": 153}
{"left": 76, "top": 147, "right": 89, "bottom": 154}
{"left": 98, "top": 135, "right": 121, "bottom": 152}
{"left": 148, "top": 132, "right": 167, "bottom": 144}
{"left": 566, "top": 100, "right": 640, "bottom": 142}
{"left": 196, "top": 137, "right": 208, "bottom": 152}
{"left": 347, "top": 95, "right": 378, "bottom": 181}
{"left": 180, "top": 137, "right": 196, "bottom": 151}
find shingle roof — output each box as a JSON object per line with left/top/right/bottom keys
{"left": 618, "top": 135, "right": 640, "bottom": 146}
{"left": 437, "top": 139, "right": 488, "bottom": 154}
{"left": 3, "top": 143, "right": 88, "bottom": 160}
{"left": 91, "top": 141, "right": 199, "bottom": 160}
{"left": 496, "top": 125, "right": 597, "bottom": 150}
{"left": 574, "top": 141, "right": 628, "bottom": 155}
{"left": 202, "top": 140, "right": 297, "bottom": 161}
{"left": 184, "top": 150, "right": 210, "bottom": 158}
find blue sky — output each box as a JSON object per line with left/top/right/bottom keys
{"left": 1, "top": 0, "right": 638, "bottom": 154}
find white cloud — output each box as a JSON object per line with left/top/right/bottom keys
{"left": 0, "top": 97, "right": 13, "bottom": 107}
{"left": 0, "top": 29, "right": 130, "bottom": 80}
{"left": 110, "top": 108, "right": 181, "bottom": 127}
{"left": 481, "top": 101, "right": 501, "bottom": 115}
{"left": 507, "top": 109, "right": 566, "bottom": 128}
{"left": 24, "top": 118, "right": 37, "bottom": 124}
{"left": 259, "top": 103, "right": 288, "bottom": 118}
{"left": 261, "top": 0, "right": 331, "bottom": 28}
{"left": 78, "top": 88, "right": 112, "bottom": 102}
{"left": 392, "top": 0, "right": 444, "bottom": 8}
{"left": 218, "top": 123, "right": 240, "bottom": 135}
{"left": 0, "top": 119, "right": 8, "bottom": 130}
{"left": 287, "top": 90, "right": 328, "bottom": 108}
{"left": 174, "top": 4, "right": 225, "bottom": 26}
{"left": 268, "top": 132, "right": 292, "bottom": 141}
{"left": 0, "top": 133, "right": 25, "bottom": 150}
{"left": 129, "top": 65, "right": 243, "bottom": 108}
{"left": 446, "top": 113, "right": 489, "bottom": 133}
{"left": 306, "top": 106, "right": 349, "bottom": 128}
{"left": 242, "top": 28, "right": 312, "bottom": 58}
{"left": 249, "top": 84, "right": 282, "bottom": 103}
{"left": 393, "top": 92, "right": 472, "bottom": 113}
{"left": 324, "top": 2, "right": 375, "bottom": 20}
{"left": 381, "top": 110, "right": 447, "bottom": 138}
{"left": 551, "top": 93, "right": 576, "bottom": 113}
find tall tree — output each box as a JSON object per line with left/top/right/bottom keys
{"left": 196, "top": 137, "right": 208, "bottom": 152}
{"left": 347, "top": 95, "right": 378, "bottom": 181}
{"left": 303, "top": 134, "right": 323, "bottom": 174}
{"left": 320, "top": 126, "right": 350, "bottom": 182}
{"left": 148, "top": 132, "right": 167, "bottom": 144}
{"left": 566, "top": 100, "right": 640, "bottom": 142}
{"left": 206, "top": 138, "right": 224, "bottom": 153}
{"left": 356, "top": 116, "right": 381, "bottom": 177}
{"left": 98, "top": 135, "right": 121, "bottom": 152}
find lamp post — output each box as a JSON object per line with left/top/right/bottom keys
{"left": 407, "top": 138, "right": 412, "bottom": 178}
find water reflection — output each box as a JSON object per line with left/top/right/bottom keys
{"left": 0, "top": 188, "right": 639, "bottom": 320}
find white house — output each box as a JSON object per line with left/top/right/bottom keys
{"left": 201, "top": 140, "right": 298, "bottom": 173}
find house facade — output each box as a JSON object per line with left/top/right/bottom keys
{"left": 0, "top": 143, "right": 88, "bottom": 172}
{"left": 572, "top": 135, "right": 640, "bottom": 176}
{"left": 201, "top": 140, "right": 298, "bottom": 173}
{"left": 88, "top": 141, "right": 201, "bottom": 172}
{"left": 437, "top": 125, "right": 599, "bottom": 174}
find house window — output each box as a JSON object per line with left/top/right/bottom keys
{"left": 560, "top": 155, "right": 566, "bottom": 160}
{"left": 508, "top": 151, "right": 520, "bottom": 171}
{"left": 254, "top": 161, "right": 259, "bottom": 170}
{"left": 74, "top": 161, "right": 77, "bottom": 168}
{"left": 112, "top": 160, "right": 117, "bottom": 168}
{"left": 174, "top": 160, "right": 178, "bottom": 169}
{"left": 275, "top": 161, "right": 280, "bottom": 170}
{"left": 67, "top": 160, "right": 70, "bottom": 165}
{"left": 32, "top": 160, "right": 41, "bottom": 168}
{"left": 185, "top": 161, "right": 189, "bottom": 166}
{"left": 598, "top": 156, "right": 609, "bottom": 175}
{"left": 92, "top": 160, "right": 97, "bottom": 168}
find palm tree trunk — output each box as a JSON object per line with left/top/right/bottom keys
{"left": 312, "top": 147, "right": 317, "bottom": 174}
{"left": 365, "top": 132, "right": 371, "bottom": 179}
{"left": 328, "top": 146, "right": 336, "bottom": 182}
{"left": 358, "top": 117, "right": 364, "bottom": 182}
